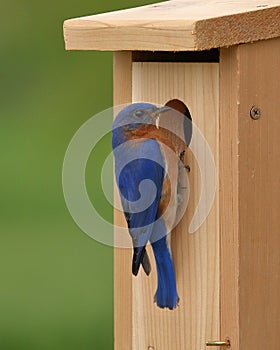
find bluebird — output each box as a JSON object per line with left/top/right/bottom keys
{"left": 112, "top": 102, "right": 191, "bottom": 309}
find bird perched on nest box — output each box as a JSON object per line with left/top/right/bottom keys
{"left": 112, "top": 101, "right": 192, "bottom": 309}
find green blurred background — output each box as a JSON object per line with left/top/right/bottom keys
{"left": 0, "top": 1, "right": 160, "bottom": 349}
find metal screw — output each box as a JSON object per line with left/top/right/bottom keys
{"left": 250, "top": 106, "right": 261, "bottom": 120}
{"left": 206, "top": 337, "right": 230, "bottom": 347}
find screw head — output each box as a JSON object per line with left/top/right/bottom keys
{"left": 250, "top": 106, "right": 261, "bottom": 120}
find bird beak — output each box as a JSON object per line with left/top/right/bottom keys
{"left": 151, "top": 106, "right": 171, "bottom": 129}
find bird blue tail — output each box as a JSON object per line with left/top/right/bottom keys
{"left": 151, "top": 235, "right": 179, "bottom": 310}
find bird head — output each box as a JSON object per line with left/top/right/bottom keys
{"left": 113, "top": 103, "right": 171, "bottom": 131}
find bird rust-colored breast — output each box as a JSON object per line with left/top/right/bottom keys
{"left": 125, "top": 123, "right": 186, "bottom": 157}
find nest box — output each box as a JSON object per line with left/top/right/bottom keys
{"left": 63, "top": 1, "right": 280, "bottom": 349}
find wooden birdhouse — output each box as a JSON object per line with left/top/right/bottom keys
{"left": 63, "top": 1, "right": 280, "bottom": 349}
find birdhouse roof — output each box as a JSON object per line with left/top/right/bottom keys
{"left": 64, "top": 0, "right": 280, "bottom": 51}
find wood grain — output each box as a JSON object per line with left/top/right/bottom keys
{"left": 113, "top": 41, "right": 280, "bottom": 349}
{"left": 219, "top": 46, "right": 240, "bottom": 350}
{"left": 219, "top": 38, "right": 280, "bottom": 349}
{"left": 113, "top": 51, "right": 133, "bottom": 350}
{"left": 237, "top": 38, "right": 280, "bottom": 350}
{"left": 63, "top": 0, "right": 280, "bottom": 51}
{"left": 131, "top": 62, "right": 219, "bottom": 349}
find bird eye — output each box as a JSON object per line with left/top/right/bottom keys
{"left": 134, "top": 110, "right": 144, "bottom": 117}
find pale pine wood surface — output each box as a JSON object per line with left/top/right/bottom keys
{"left": 219, "top": 47, "right": 240, "bottom": 350}
{"left": 237, "top": 38, "right": 280, "bottom": 350}
{"left": 113, "top": 42, "right": 280, "bottom": 349}
{"left": 64, "top": 0, "right": 280, "bottom": 51}
{"left": 131, "top": 62, "right": 219, "bottom": 349}
{"left": 219, "top": 39, "right": 280, "bottom": 349}
{"left": 113, "top": 52, "right": 133, "bottom": 350}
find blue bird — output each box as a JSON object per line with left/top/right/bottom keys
{"left": 112, "top": 102, "right": 191, "bottom": 309}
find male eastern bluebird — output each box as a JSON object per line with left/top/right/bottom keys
{"left": 112, "top": 102, "right": 191, "bottom": 309}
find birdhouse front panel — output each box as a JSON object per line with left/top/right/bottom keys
{"left": 129, "top": 60, "right": 219, "bottom": 349}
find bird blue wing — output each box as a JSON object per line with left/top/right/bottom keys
{"left": 115, "top": 139, "right": 165, "bottom": 246}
